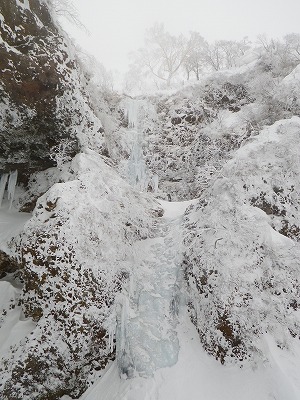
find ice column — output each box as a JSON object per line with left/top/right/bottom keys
{"left": 0, "top": 173, "right": 9, "bottom": 208}
{"left": 116, "top": 294, "right": 135, "bottom": 378}
{"left": 126, "top": 98, "right": 138, "bottom": 128}
{"left": 151, "top": 174, "right": 159, "bottom": 193}
{"left": 128, "top": 140, "right": 148, "bottom": 191}
{"left": 125, "top": 99, "right": 149, "bottom": 191}
{"left": 7, "top": 170, "right": 18, "bottom": 209}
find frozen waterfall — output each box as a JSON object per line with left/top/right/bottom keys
{"left": 115, "top": 204, "right": 183, "bottom": 378}
{"left": 122, "top": 98, "right": 158, "bottom": 193}
{"left": 0, "top": 170, "right": 18, "bottom": 209}
{"left": 0, "top": 173, "right": 9, "bottom": 208}
{"left": 127, "top": 138, "right": 148, "bottom": 191}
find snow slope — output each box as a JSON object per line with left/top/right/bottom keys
{"left": 0, "top": 206, "right": 35, "bottom": 391}
{"left": 0, "top": 206, "right": 30, "bottom": 255}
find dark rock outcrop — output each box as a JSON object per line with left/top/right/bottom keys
{"left": 0, "top": 250, "right": 20, "bottom": 278}
{"left": 0, "top": 0, "right": 80, "bottom": 184}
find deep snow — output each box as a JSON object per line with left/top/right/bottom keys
{"left": 0, "top": 204, "right": 34, "bottom": 371}
{"left": 0, "top": 201, "right": 30, "bottom": 255}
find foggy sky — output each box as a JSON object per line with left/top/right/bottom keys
{"left": 61, "top": 0, "right": 300, "bottom": 72}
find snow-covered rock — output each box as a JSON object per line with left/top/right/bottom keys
{"left": 0, "top": 150, "right": 163, "bottom": 399}
{"left": 0, "top": 0, "right": 108, "bottom": 186}
{"left": 183, "top": 117, "right": 300, "bottom": 365}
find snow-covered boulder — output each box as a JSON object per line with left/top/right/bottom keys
{"left": 274, "top": 63, "right": 300, "bottom": 115}
{"left": 0, "top": 151, "right": 162, "bottom": 399}
{"left": 183, "top": 117, "right": 300, "bottom": 365}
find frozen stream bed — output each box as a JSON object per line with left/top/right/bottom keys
{"left": 114, "top": 199, "right": 197, "bottom": 379}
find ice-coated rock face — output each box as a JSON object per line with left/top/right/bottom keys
{"left": 112, "top": 75, "right": 256, "bottom": 201}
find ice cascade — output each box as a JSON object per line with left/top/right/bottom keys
{"left": 0, "top": 171, "right": 18, "bottom": 209}
{"left": 115, "top": 211, "right": 182, "bottom": 378}
{"left": 124, "top": 98, "right": 159, "bottom": 192}
{"left": 8, "top": 170, "right": 18, "bottom": 209}
{"left": 0, "top": 173, "right": 9, "bottom": 208}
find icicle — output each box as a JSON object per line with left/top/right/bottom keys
{"left": 128, "top": 138, "right": 149, "bottom": 191}
{"left": 126, "top": 99, "right": 138, "bottom": 128}
{"left": 119, "top": 295, "right": 129, "bottom": 353}
{"left": 107, "top": 310, "right": 117, "bottom": 354}
{"left": 152, "top": 174, "right": 159, "bottom": 192}
{"left": 0, "top": 173, "right": 9, "bottom": 208}
{"left": 109, "top": 329, "right": 115, "bottom": 353}
{"left": 7, "top": 170, "right": 18, "bottom": 210}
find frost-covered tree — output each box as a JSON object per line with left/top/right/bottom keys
{"left": 183, "top": 32, "right": 207, "bottom": 80}
{"left": 203, "top": 39, "right": 249, "bottom": 71}
{"left": 131, "top": 23, "right": 193, "bottom": 87}
{"left": 256, "top": 33, "right": 300, "bottom": 77}
{"left": 43, "top": 0, "right": 85, "bottom": 29}
{"left": 78, "top": 51, "right": 115, "bottom": 95}
{"left": 283, "top": 33, "right": 300, "bottom": 62}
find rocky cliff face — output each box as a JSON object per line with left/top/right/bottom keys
{"left": 113, "top": 56, "right": 300, "bottom": 202}
{"left": 0, "top": 0, "right": 110, "bottom": 186}
{"left": 1, "top": 0, "right": 71, "bottom": 182}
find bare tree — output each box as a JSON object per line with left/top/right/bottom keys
{"left": 283, "top": 33, "right": 300, "bottom": 62}
{"left": 203, "top": 41, "right": 224, "bottom": 71}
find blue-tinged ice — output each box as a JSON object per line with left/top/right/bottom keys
{"left": 122, "top": 98, "right": 159, "bottom": 192}
{"left": 7, "top": 170, "right": 18, "bottom": 209}
{"left": 115, "top": 234, "right": 181, "bottom": 378}
{"left": 0, "top": 171, "right": 18, "bottom": 209}
{"left": 0, "top": 173, "right": 9, "bottom": 208}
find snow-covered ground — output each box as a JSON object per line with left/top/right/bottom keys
{"left": 0, "top": 204, "right": 34, "bottom": 371}
{"left": 78, "top": 313, "right": 300, "bottom": 400}
{"left": 0, "top": 201, "right": 30, "bottom": 255}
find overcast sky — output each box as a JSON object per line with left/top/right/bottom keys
{"left": 61, "top": 0, "right": 300, "bottom": 72}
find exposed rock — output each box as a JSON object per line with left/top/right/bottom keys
{"left": 0, "top": 0, "right": 73, "bottom": 183}
{"left": 0, "top": 0, "right": 110, "bottom": 186}
{"left": 0, "top": 250, "right": 20, "bottom": 279}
